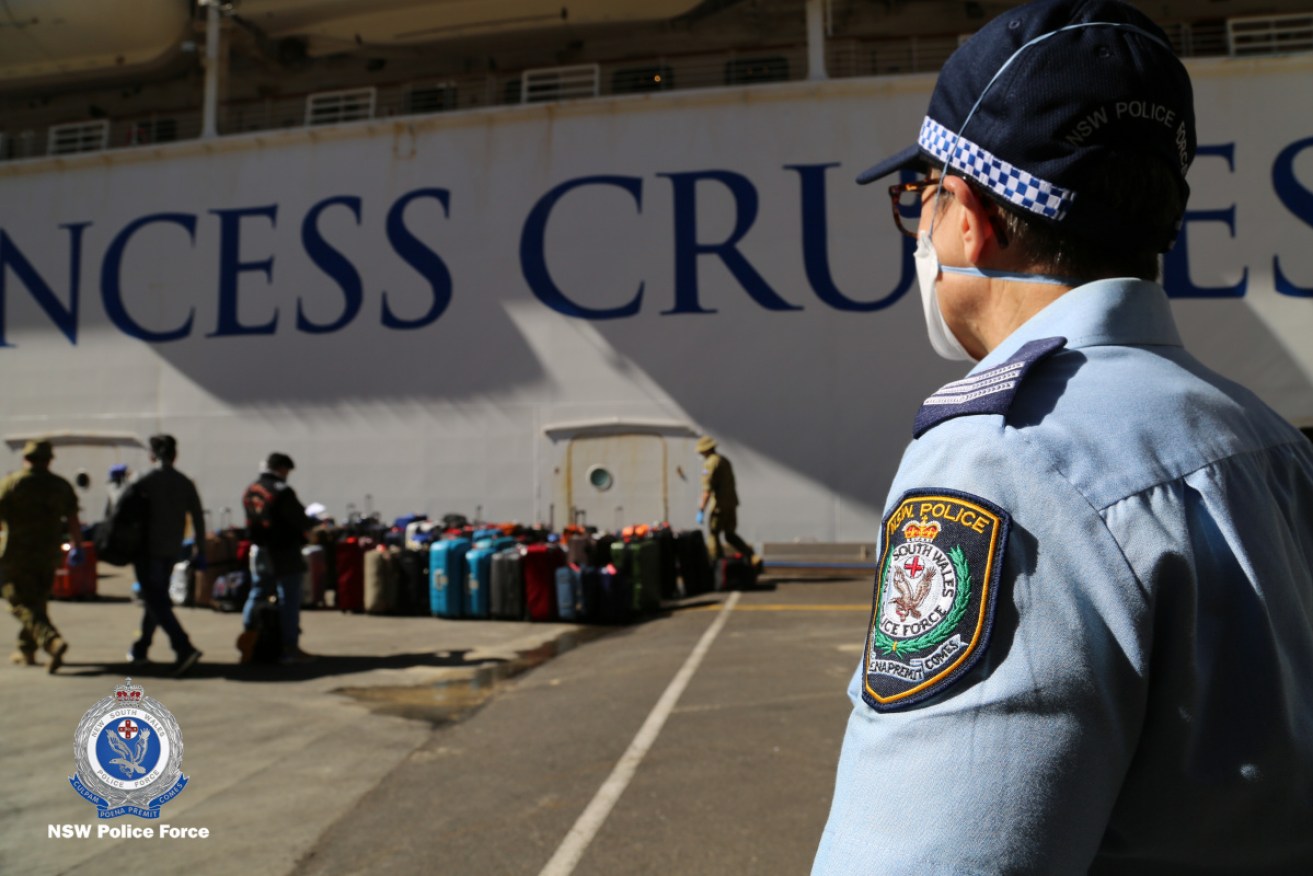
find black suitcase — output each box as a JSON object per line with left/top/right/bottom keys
{"left": 490, "top": 547, "right": 525, "bottom": 620}
{"left": 252, "top": 596, "right": 283, "bottom": 663}
{"left": 715, "top": 554, "right": 757, "bottom": 592}
{"left": 598, "top": 564, "right": 633, "bottom": 625}
{"left": 675, "top": 530, "right": 713, "bottom": 597}
{"left": 653, "top": 526, "right": 680, "bottom": 600}
{"left": 578, "top": 565, "right": 602, "bottom": 622}
{"left": 593, "top": 533, "right": 618, "bottom": 568}
{"left": 395, "top": 548, "right": 429, "bottom": 616}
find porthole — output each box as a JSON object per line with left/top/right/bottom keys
{"left": 587, "top": 465, "right": 614, "bottom": 492}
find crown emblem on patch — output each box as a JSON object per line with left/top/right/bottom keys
{"left": 901, "top": 518, "right": 941, "bottom": 542}
{"left": 114, "top": 678, "right": 145, "bottom": 703}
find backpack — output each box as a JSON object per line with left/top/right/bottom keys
{"left": 95, "top": 480, "right": 148, "bottom": 566}
{"left": 242, "top": 480, "right": 278, "bottom": 546}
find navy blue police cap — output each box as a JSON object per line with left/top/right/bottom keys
{"left": 857, "top": 0, "right": 1196, "bottom": 250}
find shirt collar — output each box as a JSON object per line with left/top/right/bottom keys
{"left": 973, "top": 278, "right": 1182, "bottom": 372}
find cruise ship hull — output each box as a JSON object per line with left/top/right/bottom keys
{"left": 1, "top": 58, "right": 1310, "bottom": 540}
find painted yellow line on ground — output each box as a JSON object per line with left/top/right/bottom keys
{"left": 688, "top": 603, "right": 869, "bottom": 612}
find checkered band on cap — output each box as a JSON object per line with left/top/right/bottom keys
{"left": 918, "top": 117, "right": 1074, "bottom": 221}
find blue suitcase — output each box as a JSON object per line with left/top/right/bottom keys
{"left": 466, "top": 537, "right": 516, "bottom": 618}
{"left": 430, "top": 537, "right": 471, "bottom": 618}
{"left": 556, "top": 565, "right": 581, "bottom": 621}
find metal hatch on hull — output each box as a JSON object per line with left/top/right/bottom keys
{"left": 0, "top": 0, "right": 191, "bottom": 88}
{"left": 234, "top": 0, "right": 707, "bottom": 55}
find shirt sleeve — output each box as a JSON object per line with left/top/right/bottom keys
{"left": 813, "top": 421, "right": 1152, "bottom": 875}
{"left": 702, "top": 456, "right": 721, "bottom": 494}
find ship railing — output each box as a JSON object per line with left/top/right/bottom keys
{"left": 47, "top": 120, "right": 110, "bottom": 156}
{"left": 825, "top": 34, "right": 963, "bottom": 78}
{"left": 1227, "top": 12, "right": 1313, "bottom": 56}
{"left": 1159, "top": 20, "right": 1230, "bottom": 58}
{"left": 520, "top": 64, "right": 601, "bottom": 103}
{"left": 0, "top": 14, "right": 1303, "bottom": 164}
{"left": 305, "top": 87, "right": 378, "bottom": 126}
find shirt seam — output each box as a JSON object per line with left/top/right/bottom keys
{"left": 1003, "top": 423, "right": 1151, "bottom": 606}
{"left": 1091, "top": 435, "right": 1309, "bottom": 516}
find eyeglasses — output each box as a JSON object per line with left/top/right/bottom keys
{"left": 887, "top": 178, "right": 939, "bottom": 239}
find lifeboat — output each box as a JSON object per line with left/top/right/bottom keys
{"left": 0, "top": 1, "right": 709, "bottom": 88}
{"left": 0, "top": 0, "right": 191, "bottom": 88}
{"left": 232, "top": 0, "right": 707, "bottom": 55}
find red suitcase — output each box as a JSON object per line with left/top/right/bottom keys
{"left": 522, "top": 543, "right": 565, "bottom": 621}
{"left": 335, "top": 538, "right": 365, "bottom": 612}
{"left": 52, "top": 541, "right": 97, "bottom": 600}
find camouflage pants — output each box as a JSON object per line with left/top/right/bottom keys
{"left": 706, "top": 506, "right": 754, "bottom": 562}
{"left": 3, "top": 564, "right": 60, "bottom": 654}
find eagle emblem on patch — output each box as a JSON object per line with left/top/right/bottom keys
{"left": 862, "top": 489, "right": 1009, "bottom": 711}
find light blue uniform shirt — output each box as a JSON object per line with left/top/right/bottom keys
{"left": 813, "top": 279, "right": 1313, "bottom": 874}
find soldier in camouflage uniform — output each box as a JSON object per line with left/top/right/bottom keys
{"left": 0, "top": 440, "right": 83, "bottom": 672}
{"left": 696, "top": 435, "right": 759, "bottom": 567}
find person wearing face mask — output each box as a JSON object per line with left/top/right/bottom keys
{"left": 812, "top": 1, "right": 1313, "bottom": 874}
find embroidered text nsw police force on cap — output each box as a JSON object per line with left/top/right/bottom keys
{"left": 862, "top": 490, "right": 1010, "bottom": 711}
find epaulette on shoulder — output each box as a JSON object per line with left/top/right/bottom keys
{"left": 913, "top": 337, "right": 1067, "bottom": 438}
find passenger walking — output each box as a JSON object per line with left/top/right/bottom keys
{"left": 0, "top": 439, "right": 82, "bottom": 673}
{"left": 238, "top": 452, "right": 314, "bottom": 664}
{"left": 128, "top": 435, "right": 205, "bottom": 677}
{"left": 104, "top": 463, "right": 130, "bottom": 522}
{"left": 695, "top": 435, "right": 758, "bottom": 567}
{"left": 813, "top": 1, "right": 1313, "bottom": 872}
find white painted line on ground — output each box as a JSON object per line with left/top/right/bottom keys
{"left": 537, "top": 591, "right": 742, "bottom": 876}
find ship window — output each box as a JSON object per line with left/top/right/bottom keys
{"left": 612, "top": 66, "right": 675, "bottom": 94}
{"left": 724, "top": 57, "right": 790, "bottom": 85}
{"left": 587, "top": 465, "right": 614, "bottom": 492}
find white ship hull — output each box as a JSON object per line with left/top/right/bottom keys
{"left": 1, "top": 56, "right": 1310, "bottom": 541}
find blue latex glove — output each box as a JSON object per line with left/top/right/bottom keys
{"left": 67, "top": 546, "right": 84, "bottom": 568}
{"left": 696, "top": 510, "right": 705, "bottom": 526}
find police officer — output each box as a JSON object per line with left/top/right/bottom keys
{"left": 0, "top": 439, "right": 82, "bottom": 672}
{"left": 813, "top": 1, "right": 1313, "bottom": 872}
{"left": 695, "top": 435, "right": 758, "bottom": 567}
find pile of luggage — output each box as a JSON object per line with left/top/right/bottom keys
{"left": 169, "top": 513, "right": 759, "bottom": 625}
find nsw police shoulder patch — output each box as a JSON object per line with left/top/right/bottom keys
{"left": 862, "top": 489, "right": 1009, "bottom": 712}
